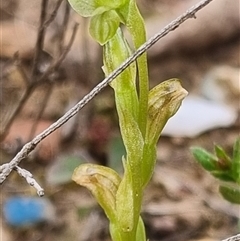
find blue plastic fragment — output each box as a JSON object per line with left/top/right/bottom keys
{"left": 3, "top": 196, "right": 55, "bottom": 227}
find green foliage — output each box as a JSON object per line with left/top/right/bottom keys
{"left": 219, "top": 185, "right": 240, "bottom": 204}
{"left": 69, "top": 0, "right": 187, "bottom": 240}
{"left": 191, "top": 147, "right": 218, "bottom": 171}
{"left": 191, "top": 137, "right": 240, "bottom": 204}
{"left": 72, "top": 163, "right": 121, "bottom": 222}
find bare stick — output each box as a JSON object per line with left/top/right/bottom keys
{"left": 222, "top": 234, "right": 240, "bottom": 241}
{"left": 14, "top": 166, "right": 44, "bottom": 196}
{"left": 44, "top": 0, "right": 63, "bottom": 28}
{"left": 0, "top": 0, "right": 64, "bottom": 141}
{"left": 31, "top": 0, "right": 49, "bottom": 80}
{"left": 31, "top": 0, "right": 63, "bottom": 78}
{"left": 15, "top": 55, "right": 30, "bottom": 85}
{"left": 0, "top": 0, "right": 215, "bottom": 183}
{"left": 57, "top": 1, "right": 70, "bottom": 53}
{"left": 0, "top": 23, "right": 78, "bottom": 141}
{"left": 36, "top": 22, "right": 79, "bottom": 82}
{"left": 28, "top": 84, "right": 53, "bottom": 141}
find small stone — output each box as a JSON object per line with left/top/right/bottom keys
{"left": 201, "top": 65, "right": 240, "bottom": 107}
{"left": 162, "top": 95, "right": 237, "bottom": 138}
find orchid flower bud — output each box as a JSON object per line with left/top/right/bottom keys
{"left": 72, "top": 163, "right": 121, "bottom": 222}
{"left": 68, "top": 0, "right": 129, "bottom": 44}
{"left": 146, "top": 78, "right": 188, "bottom": 146}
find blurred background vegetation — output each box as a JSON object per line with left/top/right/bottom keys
{"left": 0, "top": 0, "right": 239, "bottom": 240}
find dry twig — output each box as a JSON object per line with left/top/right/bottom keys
{"left": 57, "top": 1, "right": 70, "bottom": 53}
{"left": 28, "top": 84, "right": 53, "bottom": 141}
{"left": 222, "top": 234, "right": 240, "bottom": 241}
{"left": 14, "top": 166, "right": 44, "bottom": 196}
{"left": 0, "top": 0, "right": 74, "bottom": 141}
{"left": 44, "top": 0, "right": 63, "bottom": 28}
{"left": 31, "top": 0, "right": 49, "bottom": 79}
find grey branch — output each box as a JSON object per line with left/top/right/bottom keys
{"left": 222, "top": 234, "right": 240, "bottom": 241}
{"left": 14, "top": 166, "right": 44, "bottom": 197}
{"left": 0, "top": 0, "right": 215, "bottom": 186}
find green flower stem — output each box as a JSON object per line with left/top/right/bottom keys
{"left": 129, "top": 4, "right": 149, "bottom": 140}
{"left": 103, "top": 28, "right": 144, "bottom": 240}
{"left": 103, "top": 28, "right": 143, "bottom": 188}
{"left": 121, "top": 0, "right": 149, "bottom": 138}
{"left": 110, "top": 210, "right": 146, "bottom": 241}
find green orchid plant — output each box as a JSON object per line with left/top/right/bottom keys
{"left": 68, "top": 0, "right": 187, "bottom": 240}
{"left": 191, "top": 137, "right": 240, "bottom": 204}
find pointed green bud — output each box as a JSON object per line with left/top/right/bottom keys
{"left": 214, "top": 144, "right": 232, "bottom": 169}
{"left": 90, "top": 10, "right": 120, "bottom": 45}
{"left": 191, "top": 147, "right": 218, "bottom": 171}
{"left": 72, "top": 163, "right": 121, "bottom": 221}
{"left": 232, "top": 137, "right": 240, "bottom": 182}
{"left": 146, "top": 79, "right": 188, "bottom": 145}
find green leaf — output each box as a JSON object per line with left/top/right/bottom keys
{"left": 214, "top": 144, "right": 232, "bottom": 169}
{"left": 90, "top": 10, "right": 120, "bottom": 45}
{"left": 191, "top": 147, "right": 218, "bottom": 171}
{"left": 136, "top": 216, "right": 147, "bottom": 241}
{"left": 219, "top": 185, "right": 240, "bottom": 204}
{"left": 233, "top": 137, "right": 240, "bottom": 163}
{"left": 210, "top": 170, "right": 235, "bottom": 182}
{"left": 232, "top": 137, "right": 240, "bottom": 182}
{"left": 68, "top": 0, "right": 124, "bottom": 17}
{"left": 72, "top": 163, "right": 121, "bottom": 222}
{"left": 146, "top": 79, "right": 188, "bottom": 145}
